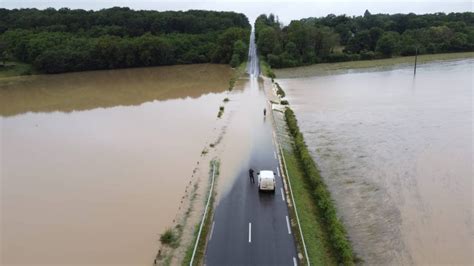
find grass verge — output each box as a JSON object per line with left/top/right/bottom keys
{"left": 284, "top": 108, "right": 355, "bottom": 265}
{"left": 182, "top": 160, "right": 220, "bottom": 266}
{"left": 0, "top": 61, "right": 35, "bottom": 78}
{"left": 229, "top": 60, "right": 247, "bottom": 90}
{"left": 275, "top": 51, "right": 474, "bottom": 78}
{"left": 282, "top": 148, "right": 337, "bottom": 265}
{"left": 259, "top": 58, "right": 275, "bottom": 80}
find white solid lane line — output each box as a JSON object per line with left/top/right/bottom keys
{"left": 209, "top": 221, "right": 215, "bottom": 241}
{"left": 248, "top": 223, "right": 252, "bottom": 243}
{"left": 286, "top": 216, "right": 292, "bottom": 234}
{"left": 293, "top": 256, "right": 297, "bottom": 266}
{"left": 281, "top": 188, "right": 285, "bottom": 202}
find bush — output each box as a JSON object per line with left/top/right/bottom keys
{"left": 223, "top": 97, "right": 229, "bottom": 102}
{"left": 275, "top": 82, "right": 286, "bottom": 98}
{"left": 285, "top": 108, "right": 355, "bottom": 265}
{"left": 280, "top": 100, "right": 289, "bottom": 105}
{"left": 217, "top": 106, "right": 225, "bottom": 118}
{"left": 360, "top": 50, "right": 376, "bottom": 60}
{"left": 160, "top": 229, "right": 177, "bottom": 246}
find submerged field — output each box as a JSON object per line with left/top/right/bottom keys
{"left": 275, "top": 52, "right": 474, "bottom": 78}
{"left": 1, "top": 64, "right": 233, "bottom": 265}
{"left": 277, "top": 58, "right": 473, "bottom": 264}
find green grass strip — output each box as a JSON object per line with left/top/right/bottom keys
{"left": 285, "top": 108, "right": 355, "bottom": 265}
{"left": 282, "top": 148, "right": 337, "bottom": 265}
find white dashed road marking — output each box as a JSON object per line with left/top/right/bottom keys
{"left": 281, "top": 188, "right": 285, "bottom": 202}
{"left": 293, "top": 256, "right": 297, "bottom": 266}
{"left": 248, "top": 223, "right": 252, "bottom": 243}
{"left": 286, "top": 216, "right": 291, "bottom": 234}
{"left": 277, "top": 166, "right": 281, "bottom": 177}
{"left": 209, "top": 221, "right": 215, "bottom": 240}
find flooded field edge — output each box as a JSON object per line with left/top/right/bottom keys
{"left": 276, "top": 59, "right": 473, "bottom": 265}
{"left": 1, "top": 63, "right": 244, "bottom": 265}
{"left": 274, "top": 52, "right": 474, "bottom": 79}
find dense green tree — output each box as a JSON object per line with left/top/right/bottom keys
{"left": 233, "top": 39, "right": 248, "bottom": 62}
{"left": 257, "top": 26, "right": 278, "bottom": 56}
{"left": 255, "top": 11, "right": 473, "bottom": 68}
{"left": 376, "top": 31, "right": 400, "bottom": 56}
{"left": 0, "top": 8, "right": 251, "bottom": 73}
{"left": 229, "top": 53, "right": 240, "bottom": 67}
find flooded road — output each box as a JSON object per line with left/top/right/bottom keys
{"left": 278, "top": 59, "right": 473, "bottom": 265}
{"left": 0, "top": 64, "right": 233, "bottom": 265}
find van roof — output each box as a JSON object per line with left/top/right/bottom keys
{"left": 259, "top": 170, "right": 274, "bottom": 179}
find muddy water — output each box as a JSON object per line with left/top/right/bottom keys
{"left": 279, "top": 59, "right": 473, "bottom": 265}
{"left": 1, "top": 64, "right": 232, "bottom": 265}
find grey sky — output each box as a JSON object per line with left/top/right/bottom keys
{"left": 1, "top": 1, "right": 472, "bottom": 24}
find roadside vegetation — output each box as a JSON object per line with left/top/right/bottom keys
{"left": 254, "top": 11, "right": 474, "bottom": 68}
{"left": 229, "top": 60, "right": 247, "bottom": 90}
{"left": 0, "top": 8, "right": 250, "bottom": 74}
{"left": 282, "top": 149, "right": 337, "bottom": 265}
{"left": 275, "top": 82, "right": 286, "bottom": 98}
{"left": 285, "top": 107, "right": 355, "bottom": 264}
{"left": 183, "top": 160, "right": 220, "bottom": 266}
{"left": 284, "top": 107, "right": 355, "bottom": 265}
{"left": 217, "top": 106, "right": 224, "bottom": 118}
{"left": 259, "top": 58, "right": 275, "bottom": 80}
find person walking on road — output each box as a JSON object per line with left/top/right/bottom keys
{"left": 249, "top": 168, "right": 255, "bottom": 183}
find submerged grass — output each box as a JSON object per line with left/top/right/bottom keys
{"left": 0, "top": 61, "right": 35, "bottom": 78}
{"left": 182, "top": 160, "right": 220, "bottom": 266}
{"left": 275, "top": 51, "right": 474, "bottom": 78}
{"left": 229, "top": 60, "right": 247, "bottom": 90}
{"left": 259, "top": 58, "right": 275, "bottom": 80}
{"left": 217, "top": 106, "right": 224, "bottom": 118}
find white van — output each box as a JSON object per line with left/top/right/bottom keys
{"left": 257, "top": 170, "right": 276, "bottom": 192}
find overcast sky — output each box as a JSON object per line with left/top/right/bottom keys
{"left": 2, "top": 0, "right": 472, "bottom": 24}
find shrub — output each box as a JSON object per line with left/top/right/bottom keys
{"left": 160, "top": 229, "right": 177, "bottom": 246}
{"left": 223, "top": 97, "right": 229, "bottom": 102}
{"left": 217, "top": 106, "right": 224, "bottom": 118}
{"left": 285, "top": 108, "right": 355, "bottom": 265}
{"left": 275, "top": 82, "right": 286, "bottom": 98}
{"left": 280, "top": 100, "right": 289, "bottom": 105}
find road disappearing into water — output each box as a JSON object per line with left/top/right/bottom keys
{"left": 204, "top": 30, "right": 298, "bottom": 265}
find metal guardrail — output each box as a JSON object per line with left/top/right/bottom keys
{"left": 189, "top": 161, "right": 216, "bottom": 266}
{"left": 280, "top": 145, "right": 310, "bottom": 266}
{"left": 270, "top": 97, "right": 310, "bottom": 266}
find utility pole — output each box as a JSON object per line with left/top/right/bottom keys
{"left": 414, "top": 46, "right": 418, "bottom": 75}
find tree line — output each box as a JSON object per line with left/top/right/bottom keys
{"left": 255, "top": 11, "right": 474, "bottom": 68}
{"left": 0, "top": 7, "right": 250, "bottom": 73}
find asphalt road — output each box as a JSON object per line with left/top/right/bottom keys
{"left": 204, "top": 30, "right": 298, "bottom": 266}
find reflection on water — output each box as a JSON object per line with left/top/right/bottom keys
{"left": 0, "top": 64, "right": 232, "bottom": 116}
{"left": 1, "top": 64, "right": 232, "bottom": 265}
{"left": 279, "top": 59, "right": 473, "bottom": 265}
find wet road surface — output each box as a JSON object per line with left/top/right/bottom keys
{"left": 204, "top": 30, "right": 298, "bottom": 265}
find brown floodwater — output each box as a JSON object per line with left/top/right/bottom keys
{"left": 0, "top": 64, "right": 233, "bottom": 265}
{"left": 278, "top": 59, "right": 473, "bottom": 265}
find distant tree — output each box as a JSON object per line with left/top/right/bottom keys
{"left": 257, "top": 26, "right": 278, "bottom": 57}
{"left": 233, "top": 40, "right": 247, "bottom": 62}
{"left": 0, "top": 40, "right": 8, "bottom": 65}
{"left": 376, "top": 31, "right": 400, "bottom": 56}
{"left": 229, "top": 53, "right": 240, "bottom": 67}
